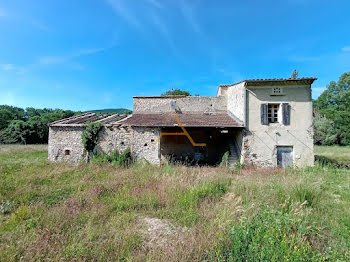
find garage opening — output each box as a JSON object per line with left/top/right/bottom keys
{"left": 159, "top": 127, "right": 241, "bottom": 166}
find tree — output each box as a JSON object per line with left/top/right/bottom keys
{"left": 290, "top": 69, "right": 299, "bottom": 79}
{"left": 161, "top": 88, "right": 191, "bottom": 96}
{"left": 313, "top": 110, "right": 338, "bottom": 145}
{"left": 313, "top": 71, "right": 350, "bottom": 145}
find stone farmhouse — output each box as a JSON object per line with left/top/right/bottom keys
{"left": 48, "top": 77, "right": 316, "bottom": 168}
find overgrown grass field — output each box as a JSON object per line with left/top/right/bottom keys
{"left": 0, "top": 145, "right": 350, "bottom": 261}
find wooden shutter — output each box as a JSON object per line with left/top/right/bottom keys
{"left": 282, "top": 103, "right": 290, "bottom": 125}
{"left": 261, "top": 104, "right": 268, "bottom": 125}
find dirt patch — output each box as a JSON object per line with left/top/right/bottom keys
{"left": 137, "top": 216, "right": 188, "bottom": 248}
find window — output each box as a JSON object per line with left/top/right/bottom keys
{"left": 261, "top": 103, "right": 290, "bottom": 125}
{"left": 268, "top": 104, "right": 279, "bottom": 123}
{"left": 64, "top": 149, "right": 71, "bottom": 155}
{"left": 271, "top": 87, "right": 284, "bottom": 96}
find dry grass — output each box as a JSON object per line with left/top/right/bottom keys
{"left": 0, "top": 145, "right": 349, "bottom": 261}
{"left": 0, "top": 144, "right": 48, "bottom": 155}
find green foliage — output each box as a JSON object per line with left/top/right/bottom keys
{"left": 92, "top": 148, "right": 132, "bottom": 167}
{"left": 0, "top": 105, "right": 75, "bottom": 144}
{"left": 313, "top": 110, "right": 338, "bottom": 145}
{"left": 217, "top": 208, "right": 318, "bottom": 261}
{"left": 292, "top": 184, "right": 323, "bottom": 207}
{"left": 169, "top": 179, "right": 231, "bottom": 226}
{"left": 314, "top": 71, "right": 350, "bottom": 145}
{"left": 81, "top": 122, "right": 103, "bottom": 153}
{"left": 161, "top": 88, "right": 191, "bottom": 96}
{"left": 1, "top": 145, "right": 350, "bottom": 260}
{"left": 220, "top": 151, "right": 229, "bottom": 167}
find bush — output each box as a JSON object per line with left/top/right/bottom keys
{"left": 92, "top": 148, "right": 132, "bottom": 167}
{"left": 220, "top": 151, "right": 229, "bottom": 167}
{"left": 81, "top": 122, "right": 103, "bottom": 153}
{"left": 313, "top": 110, "right": 338, "bottom": 145}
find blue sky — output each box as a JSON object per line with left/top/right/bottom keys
{"left": 0, "top": 0, "right": 349, "bottom": 111}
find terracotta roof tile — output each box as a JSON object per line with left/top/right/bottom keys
{"left": 115, "top": 112, "right": 243, "bottom": 128}
{"left": 219, "top": 77, "right": 317, "bottom": 87}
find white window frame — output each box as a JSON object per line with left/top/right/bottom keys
{"left": 268, "top": 103, "right": 280, "bottom": 123}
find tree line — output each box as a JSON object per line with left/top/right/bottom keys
{"left": 0, "top": 106, "right": 75, "bottom": 144}
{"left": 313, "top": 72, "right": 350, "bottom": 146}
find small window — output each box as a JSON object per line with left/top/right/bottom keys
{"left": 268, "top": 104, "right": 280, "bottom": 123}
{"left": 144, "top": 143, "right": 148, "bottom": 146}
{"left": 120, "top": 141, "right": 124, "bottom": 145}
{"left": 64, "top": 149, "right": 71, "bottom": 155}
{"left": 273, "top": 87, "right": 281, "bottom": 94}
{"left": 271, "top": 87, "right": 284, "bottom": 96}
{"left": 151, "top": 139, "right": 154, "bottom": 142}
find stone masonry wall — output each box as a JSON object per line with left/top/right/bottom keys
{"left": 133, "top": 96, "right": 227, "bottom": 114}
{"left": 96, "top": 125, "right": 132, "bottom": 154}
{"left": 48, "top": 126, "right": 85, "bottom": 163}
{"left": 131, "top": 127, "right": 161, "bottom": 164}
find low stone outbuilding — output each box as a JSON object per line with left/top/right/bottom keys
{"left": 48, "top": 77, "right": 317, "bottom": 168}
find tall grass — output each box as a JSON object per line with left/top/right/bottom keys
{"left": 0, "top": 145, "right": 349, "bottom": 261}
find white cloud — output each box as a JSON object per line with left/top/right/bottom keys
{"left": 179, "top": 0, "right": 202, "bottom": 35}
{"left": 341, "top": 46, "right": 350, "bottom": 52}
{"left": 0, "top": 64, "right": 15, "bottom": 70}
{"left": 38, "top": 45, "right": 112, "bottom": 67}
{"left": 106, "top": 0, "right": 142, "bottom": 29}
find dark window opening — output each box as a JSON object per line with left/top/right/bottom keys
{"left": 151, "top": 139, "right": 154, "bottom": 142}
{"left": 144, "top": 143, "right": 148, "bottom": 146}
{"left": 120, "top": 141, "right": 124, "bottom": 145}
{"left": 64, "top": 149, "right": 71, "bottom": 156}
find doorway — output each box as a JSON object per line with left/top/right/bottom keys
{"left": 277, "top": 146, "right": 293, "bottom": 167}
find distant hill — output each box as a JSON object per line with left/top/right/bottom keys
{"left": 87, "top": 108, "right": 132, "bottom": 114}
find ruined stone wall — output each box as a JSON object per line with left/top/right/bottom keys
{"left": 133, "top": 96, "right": 227, "bottom": 114}
{"left": 243, "top": 84, "right": 314, "bottom": 167}
{"left": 131, "top": 127, "right": 160, "bottom": 164}
{"left": 96, "top": 126, "right": 132, "bottom": 154}
{"left": 48, "top": 126, "right": 85, "bottom": 163}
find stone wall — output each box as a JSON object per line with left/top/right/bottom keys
{"left": 131, "top": 127, "right": 160, "bottom": 164}
{"left": 48, "top": 126, "right": 85, "bottom": 163}
{"left": 133, "top": 96, "right": 227, "bottom": 114}
{"left": 49, "top": 125, "right": 162, "bottom": 164}
{"left": 96, "top": 125, "right": 132, "bottom": 154}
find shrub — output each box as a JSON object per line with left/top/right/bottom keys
{"left": 81, "top": 122, "right": 103, "bottom": 153}
{"left": 92, "top": 148, "right": 132, "bottom": 167}
{"left": 220, "top": 151, "right": 229, "bottom": 167}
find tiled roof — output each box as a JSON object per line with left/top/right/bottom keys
{"left": 49, "top": 112, "right": 127, "bottom": 126}
{"left": 114, "top": 112, "right": 243, "bottom": 128}
{"left": 219, "top": 77, "right": 317, "bottom": 87}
